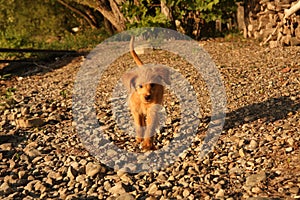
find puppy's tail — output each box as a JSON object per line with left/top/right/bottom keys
{"left": 130, "top": 36, "right": 143, "bottom": 67}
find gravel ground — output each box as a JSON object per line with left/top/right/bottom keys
{"left": 0, "top": 38, "right": 299, "bottom": 199}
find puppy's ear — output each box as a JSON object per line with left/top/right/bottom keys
{"left": 155, "top": 67, "right": 171, "bottom": 85}
{"left": 122, "top": 71, "right": 138, "bottom": 92}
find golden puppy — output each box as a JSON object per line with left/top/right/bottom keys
{"left": 122, "top": 36, "right": 170, "bottom": 150}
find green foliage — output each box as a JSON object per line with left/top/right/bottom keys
{"left": 122, "top": 1, "right": 172, "bottom": 28}
{"left": 60, "top": 89, "right": 69, "bottom": 98}
{"left": 5, "top": 88, "right": 16, "bottom": 99}
{"left": 0, "top": 0, "right": 107, "bottom": 59}
{"left": 0, "top": 0, "right": 66, "bottom": 48}
{"left": 122, "top": 0, "right": 238, "bottom": 34}
{"left": 0, "top": 87, "right": 17, "bottom": 109}
{"left": 171, "top": 0, "right": 237, "bottom": 22}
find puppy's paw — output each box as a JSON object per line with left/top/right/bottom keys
{"left": 136, "top": 137, "right": 143, "bottom": 143}
{"left": 142, "top": 139, "right": 156, "bottom": 150}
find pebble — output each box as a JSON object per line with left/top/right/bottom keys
{"left": 239, "top": 148, "right": 245, "bottom": 157}
{"left": 116, "top": 193, "right": 135, "bottom": 200}
{"left": 67, "top": 166, "right": 76, "bottom": 180}
{"left": 252, "top": 186, "right": 262, "bottom": 193}
{"left": 1, "top": 40, "right": 299, "bottom": 199}
{"left": 182, "top": 189, "right": 190, "bottom": 197}
{"left": 102, "top": 180, "right": 111, "bottom": 190}
{"left": 24, "top": 148, "right": 41, "bottom": 158}
{"left": 287, "top": 138, "right": 294, "bottom": 146}
{"left": 148, "top": 183, "right": 159, "bottom": 195}
{"left": 244, "top": 171, "right": 267, "bottom": 191}
{"left": 248, "top": 139, "right": 258, "bottom": 150}
{"left": 16, "top": 117, "right": 44, "bottom": 128}
{"left": 0, "top": 143, "right": 12, "bottom": 151}
{"left": 290, "top": 186, "right": 299, "bottom": 194}
{"left": 0, "top": 182, "right": 12, "bottom": 194}
{"left": 215, "top": 189, "right": 225, "bottom": 198}
{"left": 108, "top": 182, "right": 126, "bottom": 195}
{"left": 48, "top": 171, "right": 62, "bottom": 180}
{"left": 285, "top": 147, "right": 293, "bottom": 152}
{"left": 85, "top": 162, "right": 101, "bottom": 177}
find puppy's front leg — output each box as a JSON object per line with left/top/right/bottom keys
{"left": 143, "top": 105, "right": 160, "bottom": 150}
{"left": 132, "top": 112, "right": 145, "bottom": 143}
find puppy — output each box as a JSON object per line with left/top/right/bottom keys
{"left": 122, "top": 36, "right": 170, "bottom": 150}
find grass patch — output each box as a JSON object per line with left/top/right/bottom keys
{"left": 0, "top": 28, "right": 109, "bottom": 60}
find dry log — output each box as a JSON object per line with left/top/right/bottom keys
{"left": 242, "top": 0, "right": 300, "bottom": 46}
{"left": 261, "top": 0, "right": 300, "bottom": 46}
{"left": 284, "top": 0, "right": 300, "bottom": 19}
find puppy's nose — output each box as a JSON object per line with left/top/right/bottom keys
{"left": 145, "top": 95, "right": 151, "bottom": 101}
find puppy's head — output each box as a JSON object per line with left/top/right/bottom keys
{"left": 122, "top": 66, "right": 171, "bottom": 103}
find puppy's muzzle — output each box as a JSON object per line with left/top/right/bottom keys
{"left": 144, "top": 95, "right": 152, "bottom": 102}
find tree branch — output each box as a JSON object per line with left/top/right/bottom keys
{"left": 57, "top": 0, "right": 97, "bottom": 28}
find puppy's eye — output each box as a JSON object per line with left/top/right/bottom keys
{"left": 138, "top": 84, "right": 143, "bottom": 88}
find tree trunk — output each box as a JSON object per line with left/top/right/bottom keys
{"left": 96, "top": 0, "right": 127, "bottom": 32}
{"left": 65, "top": 0, "right": 127, "bottom": 33}
{"left": 161, "top": 0, "right": 176, "bottom": 29}
{"left": 104, "top": 17, "right": 115, "bottom": 35}
{"left": 57, "top": 0, "right": 98, "bottom": 28}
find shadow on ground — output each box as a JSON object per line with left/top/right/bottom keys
{"left": 0, "top": 53, "right": 86, "bottom": 78}
{"left": 224, "top": 96, "right": 299, "bottom": 131}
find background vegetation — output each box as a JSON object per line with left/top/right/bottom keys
{"left": 0, "top": 0, "right": 240, "bottom": 60}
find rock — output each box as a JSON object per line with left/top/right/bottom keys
{"left": 287, "top": 138, "right": 294, "bottom": 146}
{"left": 182, "top": 189, "right": 190, "bottom": 197}
{"left": 248, "top": 197, "right": 274, "bottom": 200}
{"left": 65, "top": 194, "right": 79, "bottom": 200}
{"left": 269, "top": 41, "right": 278, "bottom": 48}
{"left": 251, "top": 186, "right": 262, "bottom": 193}
{"left": 119, "top": 174, "right": 132, "bottom": 183}
{"left": 281, "top": 67, "right": 291, "bottom": 73}
{"left": 18, "top": 170, "right": 26, "bottom": 179}
{"left": 45, "top": 177, "right": 53, "bottom": 185}
{"left": 248, "top": 139, "right": 258, "bottom": 150}
{"left": 148, "top": 183, "right": 159, "bottom": 195}
{"left": 239, "top": 148, "right": 245, "bottom": 157}
{"left": 85, "top": 162, "right": 101, "bottom": 177}
{"left": 285, "top": 147, "right": 293, "bottom": 152}
{"left": 157, "top": 171, "right": 167, "bottom": 181}
{"left": 107, "top": 149, "right": 118, "bottom": 157}
{"left": 32, "top": 156, "right": 43, "bottom": 164}
{"left": 245, "top": 171, "right": 267, "bottom": 187}
{"left": 24, "top": 180, "right": 39, "bottom": 192}
{"left": 145, "top": 197, "right": 156, "bottom": 200}
{"left": 23, "top": 142, "right": 41, "bottom": 157}
{"left": 109, "top": 182, "right": 126, "bottom": 195}
{"left": 215, "top": 189, "right": 225, "bottom": 198}
{"left": 0, "top": 182, "right": 12, "bottom": 194}
{"left": 34, "top": 181, "right": 47, "bottom": 193}
{"left": 0, "top": 143, "right": 12, "bottom": 151}
{"left": 8, "top": 159, "right": 16, "bottom": 169}
{"left": 116, "top": 193, "right": 135, "bottom": 200}
{"left": 25, "top": 148, "right": 41, "bottom": 157}
{"left": 4, "top": 175, "right": 17, "bottom": 184}
{"left": 48, "top": 171, "right": 63, "bottom": 181}
{"left": 16, "top": 117, "right": 44, "bottom": 128}
{"left": 59, "top": 188, "right": 68, "bottom": 199}
{"left": 67, "top": 166, "right": 77, "bottom": 180}
{"left": 290, "top": 186, "right": 299, "bottom": 194}
{"left": 75, "top": 174, "right": 86, "bottom": 183}
{"left": 103, "top": 181, "right": 112, "bottom": 191}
